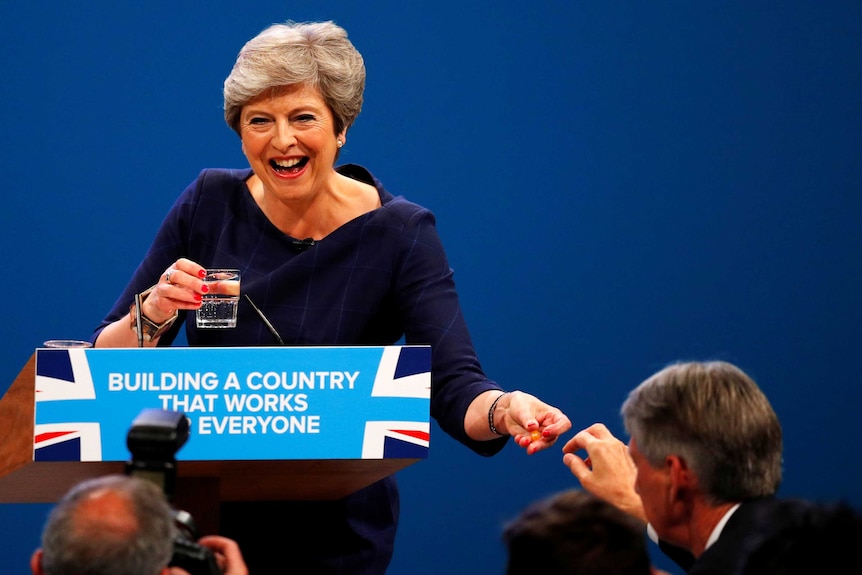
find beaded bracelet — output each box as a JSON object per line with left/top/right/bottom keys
{"left": 488, "top": 391, "right": 511, "bottom": 436}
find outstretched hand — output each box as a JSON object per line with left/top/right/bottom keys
{"left": 502, "top": 391, "right": 572, "bottom": 455}
{"left": 561, "top": 423, "right": 647, "bottom": 522}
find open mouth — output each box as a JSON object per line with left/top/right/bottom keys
{"left": 270, "top": 157, "right": 309, "bottom": 173}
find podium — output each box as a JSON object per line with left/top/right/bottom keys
{"left": 0, "top": 346, "right": 431, "bottom": 533}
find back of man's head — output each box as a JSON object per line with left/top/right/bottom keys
{"left": 503, "top": 488, "right": 653, "bottom": 575}
{"left": 621, "top": 360, "right": 783, "bottom": 503}
{"left": 35, "top": 474, "right": 175, "bottom": 575}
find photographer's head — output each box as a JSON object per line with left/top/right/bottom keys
{"left": 31, "top": 474, "right": 176, "bottom": 575}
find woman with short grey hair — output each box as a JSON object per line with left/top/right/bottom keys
{"left": 92, "top": 19, "right": 571, "bottom": 575}
{"left": 223, "top": 21, "right": 365, "bottom": 137}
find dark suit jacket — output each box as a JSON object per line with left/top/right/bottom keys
{"left": 659, "top": 496, "right": 793, "bottom": 574}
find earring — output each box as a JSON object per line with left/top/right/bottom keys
{"left": 337, "top": 139, "right": 343, "bottom": 148}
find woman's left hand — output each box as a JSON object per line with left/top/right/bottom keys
{"left": 498, "top": 390, "right": 572, "bottom": 455}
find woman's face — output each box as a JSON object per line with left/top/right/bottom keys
{"left": 239, "top": 84, "right": 344, "bottom": 202}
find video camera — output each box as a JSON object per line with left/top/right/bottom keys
{"left": 125, "top": 408, "right": 221, "bottom": 575}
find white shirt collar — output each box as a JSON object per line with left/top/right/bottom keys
{"left": 645, "top": 502, "right": 742, "bottom": 552}
{"left": 704, "top": 502, "right": 742, "bottom": 551}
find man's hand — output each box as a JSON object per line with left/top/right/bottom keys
{"left": 562, "top": 422, "right": 647, "bottom": 522}
{"left": 168, "top": 535, "right": 249, "bottom": 575}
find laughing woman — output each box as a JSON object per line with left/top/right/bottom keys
{"left": 92, "top": 20, "right": 571, "bottom": 574}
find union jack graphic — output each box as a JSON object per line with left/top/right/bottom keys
{"left": 34, "top": 348, "right": 102, "bottom": 461}
{"left": 34, "top": 423, "right": 102, "bottom": 462}
{"left": 364, "top": 346, "right": 431, "bottom": 458}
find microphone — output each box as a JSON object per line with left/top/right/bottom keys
{"left": 243, "top": 294, "right": 285, "bottom": 345}
{"left": 291, "top": 237, "right": 315, "bottom": 252}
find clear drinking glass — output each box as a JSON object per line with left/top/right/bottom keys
{"left": 43, "top": 340, "right": 94, "bottom": 348}
{"left": 196, "top": 269, "right": 241, "bottom": 328}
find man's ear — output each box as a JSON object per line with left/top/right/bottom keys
{"left": 665, "top": 454, "right": 695, "bottom": 501}
{"left": 30, "top": 549, "right": 44, "bottom": 575}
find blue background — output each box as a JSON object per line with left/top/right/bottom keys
{"left": 1, "top": 2, "right": 860, "bottom": 574}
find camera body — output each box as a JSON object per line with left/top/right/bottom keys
{"left": 170, "top": 510, "right": 221, "bottom": 575}
{"left": 125, "top": 408, "right": 221, "bottom": 575}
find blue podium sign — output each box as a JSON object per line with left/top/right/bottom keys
{"left": 34, "top": 346, "right": 431, "bottom": 463}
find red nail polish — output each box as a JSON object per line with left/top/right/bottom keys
{"left": 201, "top": 284, "right": 209, "bottom": 293}
{"left": 194, "top": 294, "right": 202, "bottom": 301}
{"left": 198, "top": 269, "right": 207, "bottom": 278}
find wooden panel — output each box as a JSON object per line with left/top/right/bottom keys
{"left": 0, "top": 458, "right": 417, "bottom": 503}
{"left": 0, "top": 354, "right": 36, "bottom": 479}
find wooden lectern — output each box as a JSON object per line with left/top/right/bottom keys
{"left": 0, "top": 347, "right": 430, "bottom": 534}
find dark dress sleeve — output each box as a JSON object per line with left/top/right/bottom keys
{"left": 384, "top": 197, "right": 508, "bottom": 456}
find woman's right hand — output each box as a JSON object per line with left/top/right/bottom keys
{"left": 94, "top": 257, "right": 209, "bottom": 348}
{"left": 143, "top": 258, "right": 209, "bottom": 323}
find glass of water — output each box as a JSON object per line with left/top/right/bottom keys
{"left": 196, "top": 269, "right": 241, "bottom": 328}
{"left": 43, "top": 339, "right": 94, "bottom": 348}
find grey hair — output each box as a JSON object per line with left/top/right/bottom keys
{"left": 622, "top": 361, "right": 783, "bottom": 504}
{"left": 223, "top": 20, "right": 365, "bottom": 136}
{"left": 39, "top": 474, "right": 176, "bottom": 575}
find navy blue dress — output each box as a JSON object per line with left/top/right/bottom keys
{"left": 94, "top": 164, "right": 507, "bottom": 574}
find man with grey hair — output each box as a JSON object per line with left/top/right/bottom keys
{"left": 30, "top": 474, "right": 248, "bottom": 575}
{"left": 561, "top": 360, "right": 786, "bottom": 574}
